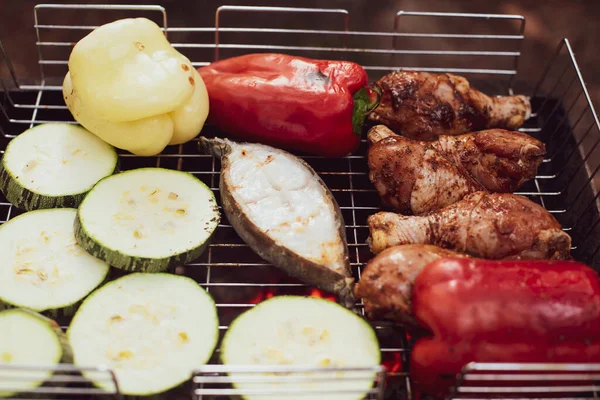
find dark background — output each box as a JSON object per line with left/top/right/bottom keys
{"left": 1, "top": 0, "right": 598, "bottom": 104}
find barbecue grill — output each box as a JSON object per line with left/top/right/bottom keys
{"left": 1, "top": 4, "right": 600, "bottom": 399}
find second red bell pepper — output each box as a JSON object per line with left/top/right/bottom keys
{"left": 197, "top": 53, "right": 378, "bottom": 157}
{"left": 410, "top": 258, "right": 600, "bottom": 397}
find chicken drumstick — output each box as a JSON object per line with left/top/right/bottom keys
{"left": 367, "top": 192, "right": 571, "bottom": 260}
{"left": 369, "top": 71, "right": 531, "bottom": 140}
{"left": 368, "top": 125, "right": 544, "bottom": 214}
{"left": 354, "top": 244, "right": 467, "bottom": 328}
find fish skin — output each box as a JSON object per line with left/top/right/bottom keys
{"left": 199, "top": 137, "right": 355, "bottom": 308}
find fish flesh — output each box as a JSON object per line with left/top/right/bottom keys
{"left": 200, "top": 137, "right": 354, "bottom": 307}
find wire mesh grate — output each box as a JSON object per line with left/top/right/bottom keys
{"left": 0, "top": 3, "right": 599, "bottom": 400}
{"left": 0, "top": 364, "right": 120, "bottom": 398}
{"left": 192, "top": 365, "right": 386, "bottom": 400}
{"left": 450, "top": 363, "right": 600, "bottom": 400}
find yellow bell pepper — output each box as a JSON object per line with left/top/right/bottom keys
{"left": 63, "top": 18, "right": 209, "bottom": 156}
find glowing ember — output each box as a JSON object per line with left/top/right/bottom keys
{"left": 382, "top": 352, "right": 403, "bottom": 374}
{"left": 249, "top": 285, "right": 338, "bottom": 305}
{"left": 307, "top": 287, "right": 337, "bottom": 302}
{"left": 249, "top": 287, "right": 276, "bottom": 304}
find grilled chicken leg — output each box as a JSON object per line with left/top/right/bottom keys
{"left": 367, "top": 192, "right": 571, "bottom": 260}
{"left": 368, "top": 125, "right": 545, "bottom": 214}
{"left": 369, "top": 71, "right": 531, "bottom": 140}
{"left": 436, "top": 127, "right": 545, "bottom": 192}
{"left": 368, "top": 125, "right": 482, "bottom": 214}
{"left": 354, "top": 244, "right": 467, "bottom": 328}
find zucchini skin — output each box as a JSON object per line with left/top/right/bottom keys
{"left": 74, "top": 212, "right": 217, "bottom": 273}
{"left": 0, "top": 155, "right": 119, "bottom": 211}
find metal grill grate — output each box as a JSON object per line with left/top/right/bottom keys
{"left": 192, "top": 365, "right": 387, "bottom": 399}
{"left": 0, "top": 364, "right": 120, "bottom": 398}
{"left": 0, "top": 3, "right": 599, "bottom": 400}
{"left": 450, "top": 363, "right": 600, "bottom": 400}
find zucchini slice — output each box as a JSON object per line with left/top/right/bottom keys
{"left": 0, "top": 209, "right": 109, "bottom": 315}
{"left": 75, "top": 168, "right": 220, "bottom": 272}
{"left": 0, "top": 309, "right": 70, "bottom": 397}
{"left": 68, "top": 273, "right": 219, "bottom": 396}
{"left": 221, "top": 296, "right": 381, "bottom": 400}
{"left": 0, "top": 123, "right": 118, "bottom": 211}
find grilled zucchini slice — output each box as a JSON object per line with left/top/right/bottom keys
{"left": 0, "top": 123, "right": 117, "bottom": 211}
{"left": 0, "top": 309, "right": 70, "bottom": 397}
{"left": 75, "top": 168, "right": 220, "bottom": 272}
{"left": 222, "top": 296, "right": 381, "bottom": 400}
{"left": 0, "top": 208, "right": 109, "bottom": 316}
{"left": 68, "top": 273, "right": 219, "bottom": 396}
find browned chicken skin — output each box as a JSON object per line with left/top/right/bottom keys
{"left": 369, "top": 71, "right": 532, "bottom": 140}
{"left": 355, "top": 244, "right": 467, "bottom": 328}
{"left": 368, "top": 125, "right": 545, "bottom": 214}
{"left": 368, "top": 125, "right": 482, "bottom": 215}
{"left": 437, "top": 128, "right": 545, "bottom": 192}
{"left": 367, "top": 192, "right": 571, "bottom": 260}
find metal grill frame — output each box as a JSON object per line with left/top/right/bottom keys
{"left": 0, "top": 363, "right": 121, "bottom": 398}
{"left": 450, "top": 363, "right": 600, "bottom": 400}
{"left": 1, "top": 3, "right": 600, "bottom": 399}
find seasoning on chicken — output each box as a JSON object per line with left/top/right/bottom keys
{"left": 367, "top": 125, "right": 482, "bottom": 215}
{"left": 367, "top": 192, "right": 571, "bottom": 260}
{"left": 367, "top": 126, "right": 545, "bottom": 214}
{"left": 368, "top": 71, "right": 531, "bottom": 140}
{"left": 436, "top": 128, "right": 545, "bottom": 192}
{"left": 354, "top": 244, "right": 467, "bottom": 329}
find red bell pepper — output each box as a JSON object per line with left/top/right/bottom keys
{"left": 197, "top": 53, "right": 378, "bottom": 157}
{"left": 410, "top": 258, "right": 600, "bottom": 397}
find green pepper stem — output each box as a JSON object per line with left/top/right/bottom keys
{"left": 352, "top": 84, "right": 382, "bottom": 135}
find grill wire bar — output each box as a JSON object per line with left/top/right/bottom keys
{"left": 0, "top": 364, "right": 120, "bottom": 399}
{"left": 450, "top": 363, "right": 600, "bottom": 400}
{"left": 192, "top": 365, "right": 386, "bottom": 399}
{"left": 0, "top": 3, "right": 600, "bottom": 400}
